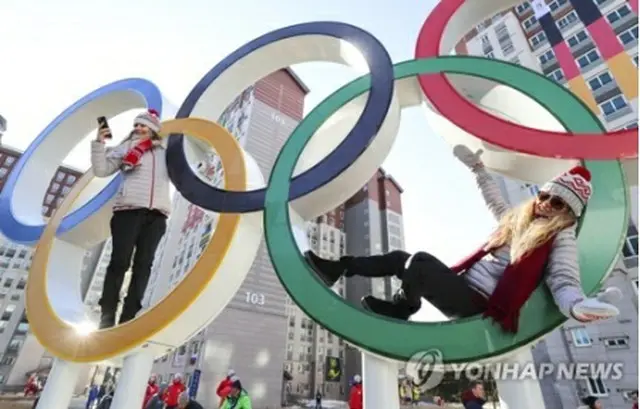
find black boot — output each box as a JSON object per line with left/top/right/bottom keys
{"left": 304, "top": 251, "right": 347, "bottom": 287}
{"left": 361, "top": 291, "right": 420, "bottom": 321}
{"left": 99, "top": 312, "right": 116, "bottom": 330}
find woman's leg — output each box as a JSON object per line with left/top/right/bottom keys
{"left": 120, "top": 210, "right": 167, "bottom": 324}
{"left": 362, "top": 252, "right": 488, "bottom": 320}
{"left": 304, "top": 250, "right": 411, "bottom": 287}
{"left": 99, "top": 210, "right": 145, "bottom": 328}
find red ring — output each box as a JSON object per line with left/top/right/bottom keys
{"left": 415, "top": 0, "right": 637, "bottom": 160}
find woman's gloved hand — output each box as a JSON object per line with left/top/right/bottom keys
{"left": 453, "top": 145, "right": 484, "bottom": 171}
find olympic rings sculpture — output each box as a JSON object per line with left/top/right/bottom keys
{"left": 0, "top": 0, "right": 634, "bottom": 364}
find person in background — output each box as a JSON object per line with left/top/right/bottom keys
{"left": 221, "top": 379, "right": 252, "bottom": 409}
{"left": 97, "top": 387, "right": 115, "bottom": 409}
{"left": 461, "top": 381, "right": 486, "bottom": 409}
{"left": 24, "top": 374, "right": 40, "bottom": 397}
{"left": 142, "top": 374, "right": 159, "bottom": 409}
{"left": 177, "top": 391, "right": 204, "bottom": 409}
{"left": 164, "top": 373, "right": 187, "bottom": 409}
{"left": 145, "top": 383, "right": 168, "bottom": 409}
{"left": 631, "top": 390, "right": 638, "bottom": 409}
{"left": 91, "top": 109, "right": 171, "bottom": 329}
{"left": 315, "top": 389, "right": 322, "bottom": 409}
{"left": 348, "top": 375, "right": 362, "bottom": 409}
{"left": 216, "top": 370, "right": 236, "bottom": 407}
{"left": 411, "top": 381, "right": 420, "bottom": 405}
{"left": 581, "top": 396, "right": 602, "bottom": 409}
{"left": 86, "top": 383, "right": 100, "bottom": 409}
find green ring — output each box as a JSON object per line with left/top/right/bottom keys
{"left": 264, "top": 56, "right": 628, "bottom": 363}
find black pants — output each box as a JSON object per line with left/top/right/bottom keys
{"left": 99, "top": 209, "right": 167, "bottom": 323}
{"left": 346, "top": 250, "right": 487, "bottom": 318}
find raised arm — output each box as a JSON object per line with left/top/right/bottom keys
{"left": 452, "top": 145, "right": 510, "bottom": 221}
{"left": 543, "top": 227, "right": 585, "bottom": 318}
{"left": 91, "top": 141, "right": 126, "bottom": 177}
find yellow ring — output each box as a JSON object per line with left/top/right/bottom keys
{"left": 26, "top": 118, "right": 245, "bottom": 362}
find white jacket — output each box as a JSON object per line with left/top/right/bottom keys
{"left": 90, "top": 137, "right": 171, "bottom": 216}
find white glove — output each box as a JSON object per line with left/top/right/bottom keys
{"left": 571, "top": 287, "right": 622, "bottom": 322}
{"left": 452, "top": 145, "right": 484, "bottom": 170}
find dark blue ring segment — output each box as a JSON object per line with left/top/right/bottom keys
{"left": 167, "top": 21, "right": 394, "bottom": 213}
{"left": 0, "top": 78, "right": 163, "bottom": 244}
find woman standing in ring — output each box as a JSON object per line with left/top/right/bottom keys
{"left": 91, "top": 109, "right": 171, "bottom": 329}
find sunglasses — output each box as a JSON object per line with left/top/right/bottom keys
{"left": 537, "top": 192, "right": 566, "bottom": 210}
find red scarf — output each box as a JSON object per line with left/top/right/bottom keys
{"left": 450, "top": 237, "right": 556, "bottom": 333}
{"left": 122, "top": 138, "right": 154, "bottom": 168}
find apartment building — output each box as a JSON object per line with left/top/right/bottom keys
{"left": 0, "top": 145, "right": 85, "bottom": 386}
{"left": 457, "top": 0, "right": 638, "bottom": 131}
{"left": 281, "top": 168, "right": 406, "bottom": 403}
{"left": 140, "top": 69, "right": 311, "bottom": 409}
{"left": 342, "top": 168, "right": 406, "bottom": 393}
{"left": 282, "top": 208, "right": 348, "bottom": 402}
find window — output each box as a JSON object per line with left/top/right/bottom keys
{"left": 55, "top": 172, "right": 65, "bottom": 182}
{"left": 522, "top": 15, "right": 538, "bottom": 30}
{"left": 606, "top": 5, "right": 632, "bottom": 24}
{"left": 587, "top": 71, "right": 614, "bottom": 91}
{"left": 623, "top": 222, "right": 638, "bottom": 258}
{"left": 548, "top": 0, "right": 568, "bottom": 12}
{"left": 577, "top": 49, "right": 601, "bottom": 68}
{"left": 599, "top": 95, "right": 628, "bottom": 117}
{"left": 516, "top": 2, "right": 530, "bottom": 14}
{"left": 566, "top": 30, "right": 589, "bottom": 48}
{"left": 3, "top": 278, "right": 13, "bottom": 288}
{"left": 603, "top": 336, "right": 629, "bottom": 348}
{"left": 529, "top": 31, "right": 547, "bottom": 48}
{"left": 547, "top": 68, "right": 564, "bottom": 82}
{"left": 4, "top": 157, "right": 14, "bottom": 166}
{"left": 618, "top": 25, "right": 638, "bottom": 46}
{"left": 66, "top": 175, "right": 76, "bottom": 184}
{"left": 0, "top": 168, "right": 7, "bottom": 178}
{"left": 485, "top": 51, "right": 495, "bottom": 59}
{"left": 633, "top": 54, "right": 639, "bottom": 66}
{"left": 557, "top": 11, "right": 578, "bottom": 29}
{"left": 539, "top": 49, "right": 555, "bottom": 65}
{"left": 50, "top": 183, "right": 60, "bottom": 193}
{"left": 45, "top": 194, "right": 54, "bottom": 205}
{"left": 586, "top": 377, "right": 608, "bottom": 397}
{"left": 570, "top": 328, "right": 591, "bottom": 346}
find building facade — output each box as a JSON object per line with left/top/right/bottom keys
{"left": 457, "top": 0, "right": 638, "bottom": 131}
{"left": 342, "top": 168, "right": 406, "bottom": 395}
{"left": 0, "top": 145, "right": 85, "bottom": 387}
{"left": 458, "top": 2, "right": 638, "bottom": 407}
{"left": 142, "top": 69, "right": 310, "bottom": 408}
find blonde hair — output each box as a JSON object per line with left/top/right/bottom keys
{"left": 486, "top": 198, "right": 575, "bottom": 262}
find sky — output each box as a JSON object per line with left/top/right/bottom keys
{"left": 0, "top": 0, "right": 499, "bottom": 321}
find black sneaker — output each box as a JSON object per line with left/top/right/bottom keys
{"left": 304, "top": 251, "right": 345, "bottom": 287}
{"left": 99, "top": 313, "right": 116, "bottom": 330}
{"left": 361, "top": 295, "right": 419, "bottom": 321}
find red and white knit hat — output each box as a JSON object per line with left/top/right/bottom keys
{"left": 540, "top": 166, "right": 592, "bottom": 217}
{"left": 133, "top": 109, "right": 161, "bottom": 133}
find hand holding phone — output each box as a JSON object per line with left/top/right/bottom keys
{"left": 96, "top": 116, "right": 112, "bottom": 142}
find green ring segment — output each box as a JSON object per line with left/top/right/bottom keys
{"left": 264, "top": 56, "right": 628, "bottom": 363}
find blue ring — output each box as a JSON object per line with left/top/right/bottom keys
{"left": 166, "top": 21, "right": 394, "bottom": 213}
{"left": 0, "top": 78, "right": 163, "bottom": 244}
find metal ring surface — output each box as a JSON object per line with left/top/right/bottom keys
{"left": 26, "top": 118, "right": 255, "bottom": 362}
{"left": 263, "top": 57, "right": 627, "bottom": 363}
{"left": 0, "top": 78, "right": 163, "bottom": 244}
{"left": 166, "top": 21, "right": 395, "bottom": 213}
{"left": 414, "top": 0, "right": 637, "bottom": 160}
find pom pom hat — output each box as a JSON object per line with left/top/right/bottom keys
{"left": 134, "top": 109, "right": 161, "bottom": 133}
{"left": 540, "top": 165, "right": 592, "bottom": 217}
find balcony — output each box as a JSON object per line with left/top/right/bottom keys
{"left": 570, "top": 38, "right": 596, "bottom": 61}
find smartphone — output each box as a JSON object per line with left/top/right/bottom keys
{"left": 97, "top": 116, "right": 112, "bottom": 139}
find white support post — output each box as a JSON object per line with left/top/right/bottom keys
{"left": 36, "top": 358, "right": 83, "bottom": 409}
{"left": 362, "top": 353, "right": 399, "bottom": 409}
{"left": 110, "top": 348, "right": 155, "bottom": 409}
{"left": 494, "top": 347, "right": 546, "bottom": 409}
